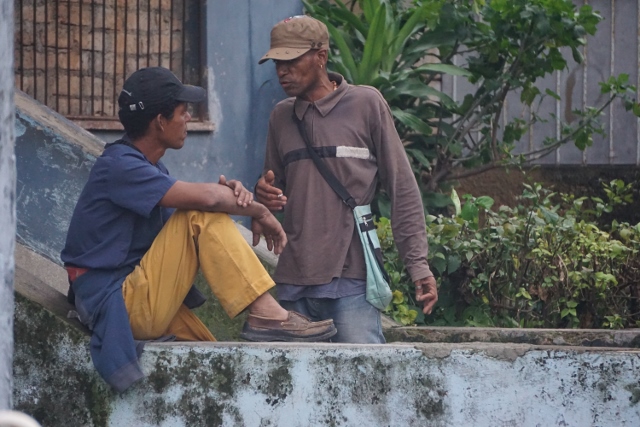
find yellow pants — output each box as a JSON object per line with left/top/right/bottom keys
{"left": 122, "top": 210, "right": 275, "bottom": 341}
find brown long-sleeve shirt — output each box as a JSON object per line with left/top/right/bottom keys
{"left": 264, "top": 73, "right": 433, "bottom": 285}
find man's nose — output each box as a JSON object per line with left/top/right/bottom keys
{"left": 275, "top": 63, "right": 287, "bottom": 77}
{"left": 186, "top": 111, "right": 192, "bottom": 122}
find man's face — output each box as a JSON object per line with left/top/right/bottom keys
{"left": 275, "top": 50, "right": 323, "bottom": 99}
{"left": 160, "top": 102, "right": 191, "bottom": 150}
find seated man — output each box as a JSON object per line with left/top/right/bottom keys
{"left": 61, "top": 67, "right": 336, "bottom": 392}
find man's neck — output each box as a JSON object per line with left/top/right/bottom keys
{"left": 129, "top": 135, "right": 165, "bottom": 165}
{"left": 299, "top": 75, "right": 335, "bottom": 103}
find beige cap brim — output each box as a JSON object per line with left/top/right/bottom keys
{"left": 258, "top": 47, "right": 311, "bottom": 64}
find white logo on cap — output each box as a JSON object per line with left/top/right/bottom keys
{"left": 128, "top": 102, "right": 145, "bottom": 111}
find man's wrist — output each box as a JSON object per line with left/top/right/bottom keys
{"left": 250, "top": 202, "right": 270, "bottom": 219}
{"left": 413, "top": 275, "right": 434, "bottom": 285}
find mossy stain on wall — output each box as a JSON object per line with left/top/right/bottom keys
{"left": 625, "top": 383, "right": 640, "bottom": 405}
{"left": 135, "top": 348, "right": 252, "bottom": 426}
{"left": 311, "top": 351, "right": 448, "bottom": 426}
{"left": 264, "top": 355, "right": 292, "bottom": 406}
{"left": 13, "top": 294, "right": 114, "bottom": 427}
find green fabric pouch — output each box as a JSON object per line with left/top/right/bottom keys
{"left": 293, "top": 116, "right": 392, "bottom": 310}
{"left": 353, "top": 204, "right": 392, "bottom": 311}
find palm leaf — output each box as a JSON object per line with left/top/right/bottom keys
{"left": 386, "top": 78, "right": 456, "bottom": 109}
{"left": 406, "top": 147, "right": 433, "bottom": 168}
{"left": 358, "top": 3, "right": 387, "bottom": 84}
{"left": 390, "top": 4, "right": 429, "bottom": 60}
{"left": 360, "top": 0, "right": 381, "bottom": 24}
{"left": 391, "top": 107, "right": 434, "bottom": 136}
{"left": 331, "top": 6, "right": 368, "bottom": 37}
{"left": 415, "top": 63, "right": 473, "bottom": 77}
{"left": 322, "top": 19, "right": 359, "bottom": 82}
{"left": 405, "top": 31, "right": 460, "bottom": 56}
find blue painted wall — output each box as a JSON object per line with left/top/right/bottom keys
{"left": 14, "top": 95, "right": 104, "bottom": 264}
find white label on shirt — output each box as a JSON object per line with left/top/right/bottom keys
{"left": 336, "top": 146, "right": 375, "bottom": 161}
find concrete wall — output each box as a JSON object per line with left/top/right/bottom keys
{"left": 12, "top": 294, "right": 640, "bottom": 427}
{"left": 14, "top": 90, "right": 103, "bottom": 263}
{"left": 125, "top": 343, "right": 640, "bottom": 427}
{"left": 0, "top": 0, "right": 16, "bottom": 410}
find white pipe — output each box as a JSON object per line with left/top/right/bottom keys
{"left": 0, "top": 411, "right": 41, "bottom": 427}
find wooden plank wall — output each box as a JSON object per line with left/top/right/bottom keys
{"left": 442, "top": 0, "right": 640, "bottom": 166}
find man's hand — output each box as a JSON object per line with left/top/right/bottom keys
{"left": 219, "top": 175, "right": 253, "bottom": 207}
{"left": 251, "top": 210, "right": 287, "bottom": 255}
{"left": 255, "top": 170, "right": 287, "bottom": 211}
{"left": 415, "top": 276, "right": 438, "bottom": 315}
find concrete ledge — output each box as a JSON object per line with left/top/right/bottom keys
{"left": 386, "top": 326, "right": 640, "bottom": 348}
{"left": 129, "top": 342, "right": 640, "bottom": 427}
{"left": 14, "top": 293, "right": 640, "bottom": 427}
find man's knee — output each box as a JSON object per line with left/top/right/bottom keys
{"left": 131, "top": 322, "right": 166, "bottom": 341}
{"left": 330, "top": 295, "right": 385, "bottom": 344}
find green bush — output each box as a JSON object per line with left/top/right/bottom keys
{"left": 379, "top": 180, "right": 640, "bottom": 329}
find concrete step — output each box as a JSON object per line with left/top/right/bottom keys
{"left": 13, "top": 284, "right": 640, "bottom": 427}
{"left": 385, "top": 324, "right": 640, "bottom": 348}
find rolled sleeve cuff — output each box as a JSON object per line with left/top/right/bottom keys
{"left": 407, "top": 264, "right": 434, "bottom": 283}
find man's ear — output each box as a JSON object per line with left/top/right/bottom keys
{"left": 317, "top": 49, "right": 328, "bottom": 67}
{"left": 154, "top": 114, "right": 165, "bottom": 132}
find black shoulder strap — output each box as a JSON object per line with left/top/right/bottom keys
{"left": 294, "top": 115, "right": 357, "bottom": 210}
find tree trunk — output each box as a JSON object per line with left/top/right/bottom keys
{"left": 0, "top": 0, "right": 16, "bottom": 410}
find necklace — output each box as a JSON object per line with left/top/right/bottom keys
{"left": 332, "top": 80, "right": 337, "bottom": 91}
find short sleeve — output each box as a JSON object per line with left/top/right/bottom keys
{"left": 107, "top": 153, "right": 177, "bottom": 218}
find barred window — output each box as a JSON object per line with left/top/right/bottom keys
{"left": 14, "top": 0, "right": 211, "bottom": 131}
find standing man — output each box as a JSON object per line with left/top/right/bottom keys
{"left": 62, "top": 67, "right": 336, "bottom": 392}
{"left": 256, "top": 16, "right": 437, "bottom": 343}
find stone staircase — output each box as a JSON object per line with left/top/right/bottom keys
{"left": 12, "top": 91, "right": 640, "bottom": 426}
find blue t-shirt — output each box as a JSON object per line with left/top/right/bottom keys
{"left": 61, "top": 138, "right": 176, "bottom": 392}
{"left": 62, "top": 141, "right": 176, "bottom": 268}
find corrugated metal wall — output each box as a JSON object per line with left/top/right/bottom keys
{"left": 442, "top": 0, "right": 640, "bottom": 166}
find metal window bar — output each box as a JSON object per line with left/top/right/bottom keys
{"left": 14, "top": 0, "right": 205, "bottom": 128}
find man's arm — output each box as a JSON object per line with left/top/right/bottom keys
{"left": 218, "top": 175, "right": 253, "bottom": 207}
{"left": 160, "top": 181, "right": 287, "bottom": 254}
{"left": 255, "top": 170, "right": 287, "bottom": 211}
{"left": 255, "top": 116, "right": 287, "bottom": 211}
{"left": 368, "top": 90, "right": 437, "bottom": 314}
{"left": 415, "top": 276, "right": 438, "bottom": 315}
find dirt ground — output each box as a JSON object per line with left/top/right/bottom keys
{"left": 455, "top": 166, "right": 640, "bottom": 225}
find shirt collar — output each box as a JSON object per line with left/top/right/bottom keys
{"left": 293, "top": 72, "right": 348, "bottom": 120}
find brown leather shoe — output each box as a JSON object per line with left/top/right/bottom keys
{"left": 240, "top": 311, "right": 337, "bottom": 342}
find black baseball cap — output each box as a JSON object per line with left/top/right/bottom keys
{"left": 118, "top": 67, "right": 206, "bottom": 117}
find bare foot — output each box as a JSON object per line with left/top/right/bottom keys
{"left": 248, "top": 292, "right": 288, "bottom": 320}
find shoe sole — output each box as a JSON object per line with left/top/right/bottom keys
{"left": 240, "top": 325, "right": 337, "bottom": 343}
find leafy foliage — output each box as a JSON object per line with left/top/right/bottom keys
{"left": 304, "top": 0, "right": 640, "bottom": 214}
{"left": 378, "top": 180, "right": 640, "bottom": 329}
